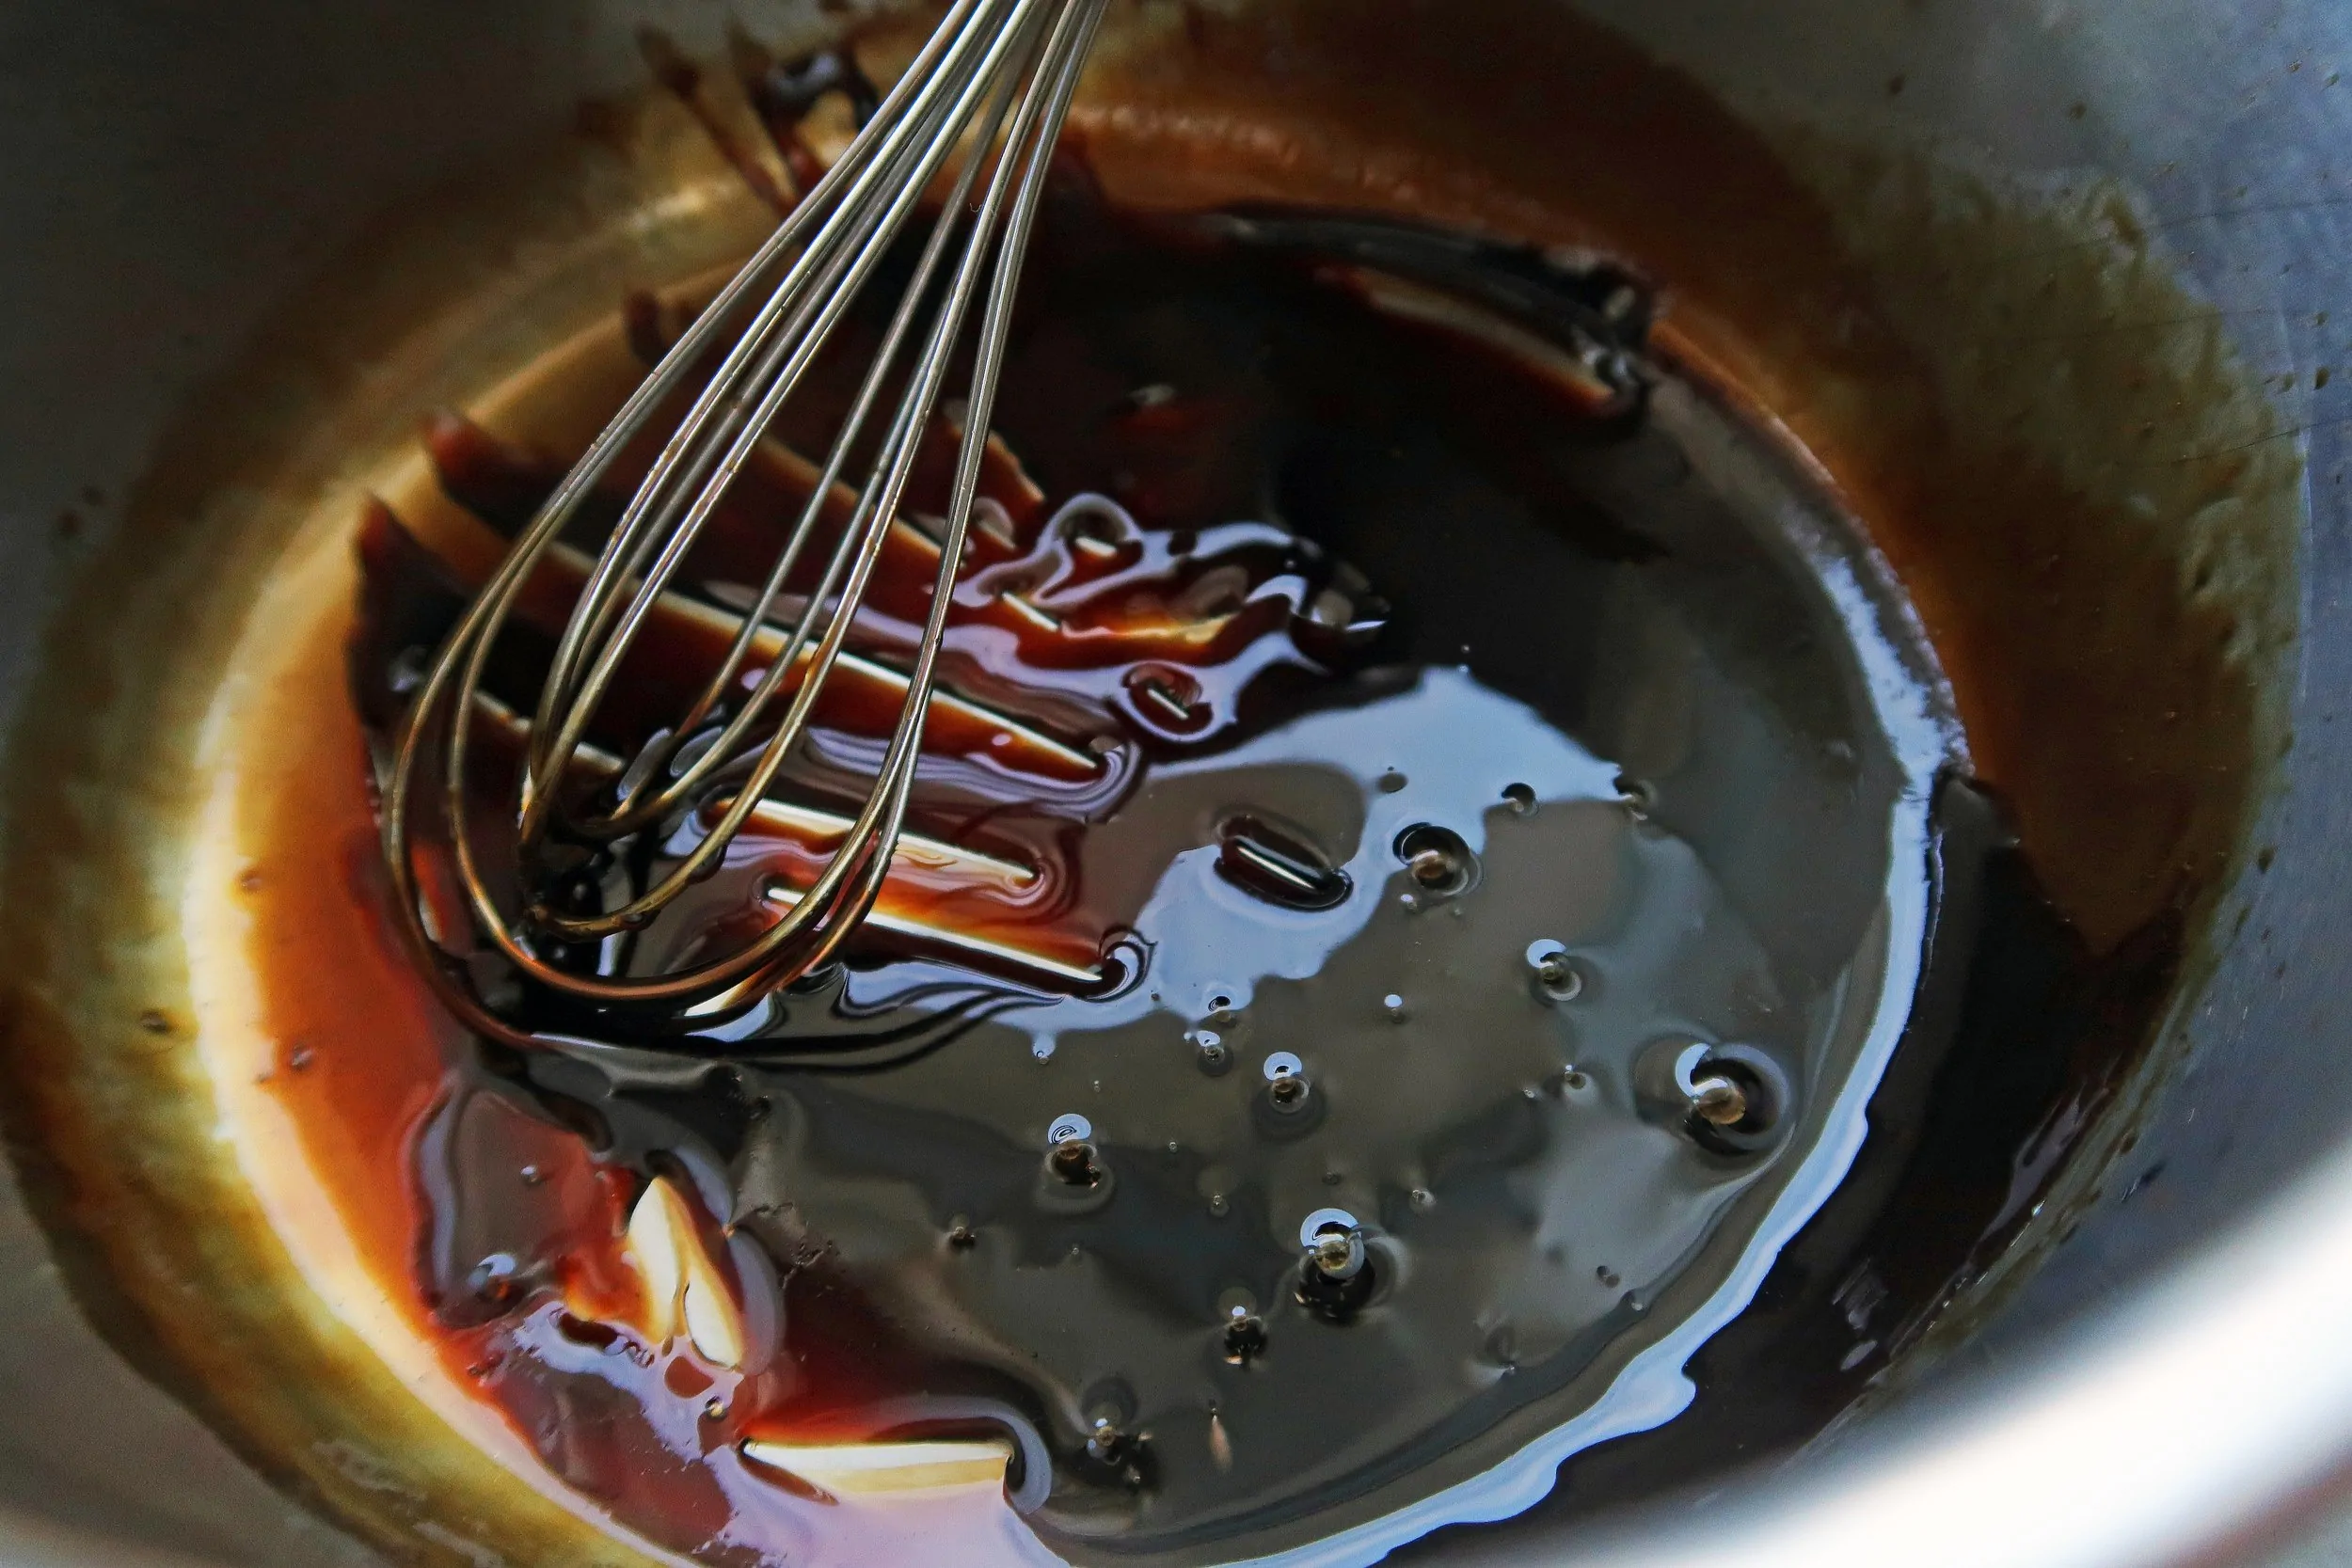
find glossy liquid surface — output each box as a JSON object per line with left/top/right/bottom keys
{"left": 302, "top": 162, "right": 2003, "bottom": 1566}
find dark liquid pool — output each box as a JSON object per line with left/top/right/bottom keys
{"left": 344, "top": 160, "right": 2165, "bottom": 1566}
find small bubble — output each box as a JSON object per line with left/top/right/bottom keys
{"left": 1613, "top": 772, "right": 1656, "bottom": 816}
{"left": 702, "top": 1397, "right": 730, "bottom": 1422}
{"left": 1308, "top": 1229, "right": 1364, "bottom": 1280}
{"left": 1398, "top": 892, "right": 1421, "bottom": 911}
{"left": 946, "top": 1216, "right": 977, "bottom": 1249}
{"left": 1048, "top": 1137, "right": 1103, "bottom": 1189}
{"left": 1376, "top": 769, "right": 1407, "bottom": 794}
{"left": 1209, "top": 992, "right": 1232, "bottom": 1012}
{"left": 1221, "top": 1314, "right": 1266, "bottom": 1364}
{"left": 1691, "top": 1071, "right": 1750, "bottom": 1127}
{"left": 236, "top": 866, "right": 264, "bottom": 894}
{"left": 519, "top": 1164, "right": 545, "bottom": 1187}
{"left": 1086, "top": 1417, "right": 1129, "bottom": 1464}
{"left": 1394, "top": 823, "right": 1475, "bottom": 896}
{"left": 1032, "top": 1038, "right": 1056, "bottom": 1062}
{"left": 1192, "top": 1030, "right": 1231, "bottom": 1074}
{"left": 1526, "top": 940, "right": 1583, "bottom": 1003}
{"left": 468, "top": 1253, "right": 520, "bottom": 1303}
{"left": 1381, "top": 993, "right": 1406, "bottom": 1021}
{"left": 288, "top": 1044, "right": 316, "bottom": 1071}
{"left": 137, "top": 1009, "right": 171, "bottom": 1036}
{"left": 1596, "top": 1265, "right": 1621, "bottom": 1289}
{"left": 1208, "top": 1194, "right": 1231, "bottom": 1218}
{"left": 1563, "top": 1068, "right": 1591, "bottom": 1092}
{"left": 1502, "top": 783, "right": 1536, "bottom": 816}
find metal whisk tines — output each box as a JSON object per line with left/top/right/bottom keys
{"left": 382, "top": 0, "right": 1110, "bottom": 1047}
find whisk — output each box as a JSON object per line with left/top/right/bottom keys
{"left": 381, "top": 0, "right": 1112, "bottom": 1050}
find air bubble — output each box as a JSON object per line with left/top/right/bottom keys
{"left": 1309, "top": 1228, "right": 1365, "bottom": 1280}
{"left": 468, "top": 1252, "right": 520, "bottom": 1304}
{"left": 1526, "top": 939, "right": 1584, "bottom": 1003}
{"left": 1048, "top": 1138, "right": 1104, "bottom": 1188}
{"left": 1393, "top": 823, "right": 1476, "bottom": 897}
{"left": 1192, "top": 1030, "right": 1232, "bottom": 1075}
{"left": 1295, "top": 1212, "right": 1375, "bottom": 1319}
{"left": 1692, "top": 1072, "right": 1749, "bottom": 1127}
{"left": 1086, "top": 1417, "right": 1129, "bottom": 1464}
{"left": 1502, "top": 782, "right": 1537, "bottom": 816}
{"left": 1382, "top": 992, "right": 1407, "bottom": 1022}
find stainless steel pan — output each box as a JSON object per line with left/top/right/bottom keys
{"left": 5, "top": 2, "right": 2347, "bottom": 1564}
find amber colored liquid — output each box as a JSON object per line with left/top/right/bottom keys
{"left": 229, "top": 135, "right": 2181, "bottom": 1568}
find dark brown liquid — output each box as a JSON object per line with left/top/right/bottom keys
{"left": 311, "top": 151, "right": 2130, "bottom": 1566}
{"left": 0, "top": 11, "right": 2252, "bottom": 1568}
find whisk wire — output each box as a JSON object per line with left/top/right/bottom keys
{"left": 381, "top": 0, "right": 1107, "bottom": 1042}
{"left": 515, "top": 0, "right": 1035, "bottom": 827}
{"left": 734, "top": 0, "right": 1111, "bottom": 992}
{"left": 522, "top": 1, "right": 1043, "bottom": 860}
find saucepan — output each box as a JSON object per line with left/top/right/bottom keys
{"left": 1, "top": 1, "right": 2347, "bottom": 1564}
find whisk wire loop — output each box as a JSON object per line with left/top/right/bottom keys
{"left": 379, "top": 0, "right": 1107, "bottom": 1043}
